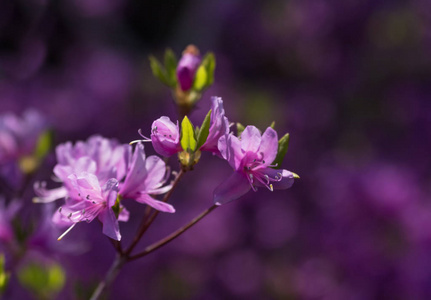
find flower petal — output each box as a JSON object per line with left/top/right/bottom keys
{"left": 213, "top": 171, "right": 251, "bottom": 205}
{"left": 119, "top": 143, "right": 147, "bottom": 196}
{"left": 272, "top": 169, "right": 295, "bottom": 190}
{"left": 240, "top": 126, "right": 261, "bottom": 153}
{"left": 33, "top": 183, "right": 68, "bottom": 203}
{"left": 143, "top": 155, "right": 167, "bottom": 190}
{"left": 99, "top": 207, "right": 121, "bottom": 241}
{"left": 135, "top": 193, "right": 175, "bottom": 213}
{"left": 218, "top": 134, "right": 242, "bottom": 170}
{"left": 258, "top": 127, "right": 278, "bottom": 165}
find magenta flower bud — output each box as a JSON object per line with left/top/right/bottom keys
{"left": 150, "top": 116, "right": 182, "bottom": 157}
{"left": 176, "top": 45, "right": 201, "bottom": 91}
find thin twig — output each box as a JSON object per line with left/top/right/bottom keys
{"left": 124, "top": 169, "right": 185, "bottom": 255}
{"left": 89, "top": 254, "right": 127, "bottom": 300}
{"left": 129, "top": 204, "right": 218, "bottom": 261}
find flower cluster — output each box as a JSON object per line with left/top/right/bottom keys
{"left": 34, "top": 136, "right": 173, "bottom": 241}
{"left": 144, "top": 96, "right": 295, "bottom": 204}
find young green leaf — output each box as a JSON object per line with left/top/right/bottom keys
{"left": 35, "top": 130, "right": 52, "bottom": 160}
{"left": 164, "top": 48, "right": 178, "bottom": 87}
{"left": 271, "top": 133, "right": 290, "bottom": 168}
{"left": 181, "top": 116, "right": 197, "bottom": 152}
{"left": 149, "top": 56, "right": 172, "bottom": 87}
{"left": 193, "top": 65, "right": 207, "bottom": 91}
{"left": 196, "top": 109, "right": 212, "bottom": 149}
{"left": 203, "top": 52, "right": 216, "bottom": 87}
{"left": 236, "top": 123, "right": 245, "bottom": 137}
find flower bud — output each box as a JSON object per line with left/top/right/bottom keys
{"left": 176, "top": 45, "right": 201, "bottom": 91}
{"left": 150, "top": 116, "right": 182, "bottom": 157}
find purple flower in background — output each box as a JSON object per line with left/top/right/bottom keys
{"left": 176, "top": 45, "right": 201, "bottom": 91}
{"left": 0, "top": 110, "right": 47, "bottom": 188}
{"left": 52, "top": 173, "right": 127, "bottom": 241}
{"left": 214, "top": 126, "right": 294, "bottom": 205}
{"left": 149, "top": 117, "right": 182, "bottom": 157}
{"left": 200, "top": 96, "right": 230, "bottom": 155}
{"left": 0, "top": 199, "right": 21, "bottom": 244}
{"left": 119, "top": 143, "right": 174, "bottom": 213}
{"left": 0, "top": 110, "right": 46, "bottom": 164}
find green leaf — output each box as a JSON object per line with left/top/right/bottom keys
{"left": 236, "top": 123, "right": 245, "bottom": 137}
{"left": 164, "top": 48, "right": 178, "bottom": 87}
{"left": 180, "top": 116, "right": 197, "bottom": 152}
{"left": 203, "top": 52, "right": 216, "bottom": 87}
{"left": 112, "top": 195, "right": 122, "bottom": 219}
{"left": 35, "top": 130, "right": 52, "bottom": 159}
{"left": 193, "top": 65, "right": 207, "bottom": 91}
{"left": 149, "top": 55, "right": 172, "bottom": 87}
{"left": 271, "top": 133, "right": 290, "bottom": 168}
{"left": 0, "top": 255, "right": 9, "bottom": 295}
{"left": 18, "top": 262, "right": 65, "bottom": 299}
{"left": 196, "top": 109, "right": 212, "bottom": 149}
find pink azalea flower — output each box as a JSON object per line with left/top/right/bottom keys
{"left": 214, "top": 126, "right": 294, "bottom": 205}
{"left": 34, "top": 136, "right": 129, "bottom": 204}
{"left": 149, "top": 117, "right": 182, "bottom": 157}
{"left": 119, "top": 143, "right": 174, "bottom": 213}
{"left": 52, "top": 173, "right": 128, "bottom": 241}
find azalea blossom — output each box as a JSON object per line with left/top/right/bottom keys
{"left": 54, "top": 135, "right": 129, "bottom": 184}
{"left": 119, "top": 143, "right": 174, "bottom": 213}
{"left": 52, "top": 173, "right": 128, "bottom": 241}
{"left": 214, "top": 126, "right": 294, "bottom": 205}
{"left": 148, "top": 117, "right": 182, "bottom": 157}
{"left": 34, "top": 136, "right": 129, "bottom": 204}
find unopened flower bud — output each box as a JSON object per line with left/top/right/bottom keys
{"left": 151, "top": 116, "right": 182, "bottom": 157}
{"left": 176, "top": 45, "right": 201, "bottom": 91}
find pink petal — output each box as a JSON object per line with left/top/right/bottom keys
{"left": 258, "top": 127, "right": 278, "bottom": 165}
{"left": 135, "top": 193, "right": 175, "bottom": 213}
{"left": 240, "top": 126, "right": 261, "bottom": 153}
{"left": 272, "top": 169, "right": 295, "bottom": 190}
{"left": 218, "top": 134, "right": 242, "bottom": 170}
{"left": 119, "top": 143, "right": 147, "bottom": 196}
{"left": 213, "top": 171, "right": 251, "bottom": 205}
{"left": 143, "top": 155, "right": 167, "bottom": 190}
{"left": 100, "top": 207, "right": 121, "bottom": 241}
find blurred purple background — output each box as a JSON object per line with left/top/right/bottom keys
{"left": 2, "top": 0, "right": 431, "bottom": 299}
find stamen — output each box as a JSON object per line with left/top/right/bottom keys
{"left": 57, "top": 223, "right": 76, "bottom": 241}
{"left": 269, "top": 184, "right": 273, "bottom": 192}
